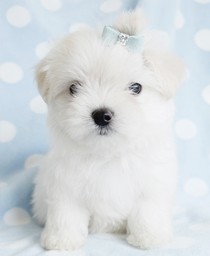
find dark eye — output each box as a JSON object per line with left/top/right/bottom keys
{"left": 69, "top": 82, "right": 80, "bottom": 96}
{"left": 129, "top": 83, "right": 142, "bottom": 95}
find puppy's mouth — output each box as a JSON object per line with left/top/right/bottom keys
{"left": 96, "top": 126, "right": 112, "bottom": 136}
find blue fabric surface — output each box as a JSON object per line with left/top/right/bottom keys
{"left": 0, "top": 0, "right": 210, "bottom": 255}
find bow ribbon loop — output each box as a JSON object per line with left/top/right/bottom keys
{"left": 102, "top": 26, "right": 144, "bottom": 53}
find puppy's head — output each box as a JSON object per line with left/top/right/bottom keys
{"left": 36, "top": 10, "right": 185, "bottom": 151}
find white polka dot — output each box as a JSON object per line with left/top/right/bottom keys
{"left": 6, "top": 6, "right": 31, "bottom": 27}
{"left": 35, "top": 41, "right": 52, "bottom": 59}
{"left": 30, "top": 95, "right": 47, "bottom": 114}
{"left": 175, "top": 119, "right": 197, "bottom": 140}
{"left": 194, "top": 0, "right": 210, "bottom": 3}
{"left": 69, "top": 23, "right": 91, "bottom": 33}
{"left": 174, "top": 10, "right": 185, "bottom": 29}
{"left": 0, "top": 182, "right": 8, "bottom": 190}
{"left": 100, "top": 0, "right": 122, "bottom": 13}
{"left": 41, "top": 0, "right": 62, "bottom": 11}
{"left": 184, "top": 178, "right": 209, "bottom": 197}
{"left": 165, "top": 236, "right": 194, "bottom": 249}
{"left": 194, "top": 29, "right": 210, "bottom": 51}
{"left": 4, "top": 208, "right": 31, "bottom": 226}
{"left": 0, "top": 121, "right": 16, "bottom": 143}
{"left": 0, "top": 62, "right": 23, "bottom": 84}
{"left": 25, "top": 154, "right": 44, "bottom": 169}
{"left": 202, "top": 85, "right": 210, "bottom": 105}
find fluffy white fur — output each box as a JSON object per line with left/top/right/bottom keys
{"left": 32, "top": 10, "right": 185, "bottom": 251}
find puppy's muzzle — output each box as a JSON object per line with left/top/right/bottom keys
{"left": 91, "top": 108, "right": 113, "bottom": 127}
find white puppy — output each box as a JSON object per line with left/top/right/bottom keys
{"left": 32, "top": 10, "right": 185, "bottom": 251}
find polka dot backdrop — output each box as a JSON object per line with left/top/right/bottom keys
{"left": 0, "top": 0, "right": 210, "bottom": 255}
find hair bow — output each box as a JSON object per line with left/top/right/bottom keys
{"left": 102, "top": 26, "right": 144, "bottom": 53}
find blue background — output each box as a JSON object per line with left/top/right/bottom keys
{"left": 0, "top": 0, "right": 210, "bottom": 255}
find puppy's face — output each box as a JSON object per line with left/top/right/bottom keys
{"left": 36, "top": 28, "right": 185, "bottom": 151}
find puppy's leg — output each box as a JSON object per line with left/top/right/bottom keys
{"left": 127, "top": 199, "right": 173, "bottom": 249}
{"left": 41, "top": 198, "right": 89, "bottom": 251}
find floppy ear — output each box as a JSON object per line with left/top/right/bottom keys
{"left": 35, "top": 58, "right": 50, "bottom": 103}
{"left": 144, "top": 50, "right": 186, "bottom": 98}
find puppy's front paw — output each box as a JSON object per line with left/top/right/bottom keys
{"left": 127, "top": 232, "right": 172, "bottom": 250}
{"left": 41, "top": 228, "right": 86, "bottom": 251}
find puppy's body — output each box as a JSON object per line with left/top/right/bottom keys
{"left": 34, "top": 125, "right": 177, "bottom": 249}
{"left": 32, "top": 11, "right": 184, "bottom": 251}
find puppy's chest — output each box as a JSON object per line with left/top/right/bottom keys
{"left": 77, "top": 155, "right": 142, "bottom": 214}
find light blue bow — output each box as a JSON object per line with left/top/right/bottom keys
{"left": 102, "top": 26, "right": 144, "bottom": 53}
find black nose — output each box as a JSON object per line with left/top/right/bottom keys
{"left": 92, "top": 108, "right": 113, "bottom": 127}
